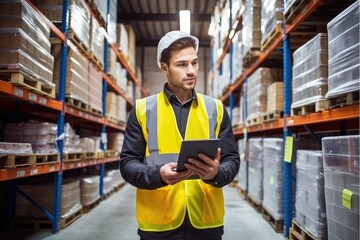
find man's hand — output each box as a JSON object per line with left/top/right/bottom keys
{"left": 160, "top": 162, "right": 193, "bottom": 185}
{"left": 184, "top": 148, "right": 221, "bottom": 181}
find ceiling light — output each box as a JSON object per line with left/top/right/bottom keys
{"left": 179, "top": 10, "right": 191, "bottom": 34}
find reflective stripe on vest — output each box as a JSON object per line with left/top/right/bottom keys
{"left": 135, "top": 91, "right": 225, "bottom": 231}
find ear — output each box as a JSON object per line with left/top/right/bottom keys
{"left": 161, "top": 63, "right": 168, "bottom": 73}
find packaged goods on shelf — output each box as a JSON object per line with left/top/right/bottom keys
{"left": 237, "top": 139, "right": 248, "bottom": 192}
{"left": 326, "top": 2, "right": 360, "bottom": 99}
{"left": 291, "top": 34, "right": 328, "bottom": 110}
{"left": 246, "top": 68, "right": 282, "bottom": 123}
{"left": 242, "top": 0, "right": 261, "bottom": 55}
{"left": 107, "top": 170, "right": 124, "bottom": 188}
{"left": 107, "top": 0, "right": 117, "bottom": 43}
{"left": 219, "top": 0, "right": 241, "bottom": 46}
{"left": 284, "top": 0, "right": 296, "bottom": 15}
{"left": 4, "top": 122, "right": 58, "bottom": 154}
{"left": 52, "top": 44, "right": 89, "bottom": 105}
{"left": 295, "top": 150, "right": 327, "bottom": 240}
{"left": 262, "top": 138, "right": 284, "bottom": 221}
{"left": 107, "top": 48, "right": 120, "bottom": 83}
{"left": 125, "top": 24, "right": 136, "bottom": 73}
{"left": 231, "top": 106, "right": 240, "bottom": 128}
{"left": 248, "top": 138, "right": 263, "bottom": 205}
{"left": 16, "top": 178, "right": 82, "bottom": 220}
{"left": 80, "top": 176, "right": 100, "bottom": 207}
{"left": 267, "top": 82, "right": 283, "bottom": 113}
{"left": 88, "top": 62, "right": 103, "bottom": 115}
{"left": 261, "top": 0, "right": 282, "bottom": 45}
{"left": 322, "top": 135, "right": 359, "bottom": 240}
{"left": 0, "top": 0, "right": 54, "bottom": 87}
{"left": 89, "top": 16, "right": 104, "bottom": 67}
{"left": 0, "top": 142, "right": 33, "bottom": 155}
{"left": 116, "top": 23, "right": 129, "bottom": 58}
{"left": 103, "top": 175, "right": 114, "bottom": 195}
{"left": 80, "top": 137, "right": 97, "bottom": 153}
{"left": 32, "top": 0, "right": 90, "bottom": 50}
{"left": 232, "top": 31, "right": 243, "bottom": 82}
{"left": 92, "top": 0, "right": 107, "bottom": 23}
{"left": 63, "top": 123, "right": 82, "bottom": 154}
{"left": 106, "top": 92, "right": 119, "bottom": 122}
{"left": 107, "top": 132, "right": 124, "bottom": 151}
{"left": 118, "top": 95, "right": 127, "bottom": 124}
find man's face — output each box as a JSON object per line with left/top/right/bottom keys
{"left": 162, "top": 47, "right": 199, "bottom": 91}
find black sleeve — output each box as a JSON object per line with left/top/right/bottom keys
{"left": 120, "top": 106, "right": 165, "bottom": 189}
{"left": 204, "top": 105, "right": 240, "bottom": 187}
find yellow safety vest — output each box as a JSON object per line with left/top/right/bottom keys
{"left": 135, "top": 91, "right": 225, "bottom": 231}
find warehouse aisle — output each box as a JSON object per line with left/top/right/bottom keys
{"left": 1, "top": 184, "right": 284, "bottom": 240}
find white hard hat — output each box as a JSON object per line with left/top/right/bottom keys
{"left": 157, "top": 30, "right": 199, "bottom": 68}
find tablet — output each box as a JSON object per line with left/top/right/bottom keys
{"left": 176, "top": 138, "right": 221, "bottom": 172}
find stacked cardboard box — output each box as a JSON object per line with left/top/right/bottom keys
{"left": 89, "top": 16, "right": 104, "bottom": 67}
{"left": 242, "top": 0, "right": 262, "bottom": 55}
{"left": 88, "top": 63, "right": 103, "bottom": 115}
{"left": 267, "top": 82, "right": 283, "bottom": 113}
{"left": 248, "top": 138, "right": 263, "bottom": 205}
{"left": 261, "top": 0, "right": 282, "bottom": 45}
{"left": 322, "top": 135, "right": 359, "bottom": 240}
{"left": 80, "top": 176, "right": 100, "bottom": 207}
{"left": 106, "top": 91, "right": 118, "bottom": 122}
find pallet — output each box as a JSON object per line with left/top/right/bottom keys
{"left": 34, "top": 153, "right": 59, "bottom": 165}
{"left": 247, "top": 115, "right": 264, "bottom": 126}
{"left": 327, "top": 91, "right": 359, "bottom": 109}
{"left": 263, "top": 110, "right": 283, "bottom": 122}
{"left": 290, "top": 219, "right": 317, "bottom": 240}
{"left": 285, "top": 0, "right": 308, "bottom": 23}
{"left": 105, "top": 150, "right": 119, "bottom": 158}
{"left": 113, "top": 182, "right": 125, "bottom": 192}
{"left": 229, "top": 180, "right": 238, "bottom": 188}
{"left": 88, "top": 106, "right": 102, "bottom": 117}
{"left": 0, "top": 155, "right": 36, "bottom": 168}
{"left": 0, "top": 70, "right": 55, "bottom": 99}
{"left": 291, "top": 100, "right": 328, "bottom": 116}
{"left": 60, "top": 207, "right": 82, "bottom": 229}
{"left": 243, "top": 48, "right": 261, "bottom": 68}
{"left": 82, "top": 151, "right": 104, "bottom": 160}
{"left": 262, "top": 207, "right": 284, "bottom": 233}
{"left": 82, "top": 198, "right": 101, "bottom": 213}
{"left": 65, "top": 97, "right": 88, "bottom": 112}
{"left": 103, "top": 189, "right": 115, "bottom": 200}
{"left": 261, "top": 24, "right": 282, "bottom": 51}
{"left": 236, "top": 186, "right": 247, "bottom": 200}
{"left": 88, "top": 52, "right": 103, "bottom": 70}
{"left": 247, "top": 195, "right": 262, "bottom": 213}
{"left": 106, "top": 115, "right": 119, "bottom": 125}
{"left": 63, "top": 152, "right": 83, "bottom": 162}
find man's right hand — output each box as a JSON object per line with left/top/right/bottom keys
{"left": 160, "top": 162, "right": 193, "bottom": 185}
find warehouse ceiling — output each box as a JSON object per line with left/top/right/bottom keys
{"left": 117, "top": 0, "right": 217, "bottom": 47}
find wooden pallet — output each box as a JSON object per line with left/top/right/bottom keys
{"left": 262, "top": 207, "right": 284, "bottom": 233}
{"left": 88, "top": 52, "right": 103, "bottom": 70}
{"left": 63, "top": 152, "right": 83, "bottom": 162}
{"left": 291, "top": 100, "right": 328, "bottom": 116}
{"left": 243, "top": 48, "right": 261, "bottom": 68}
{"left": 50, "top": 29, "right": 88, "bottom": 55}
{"left": 328, "top": 91, "right": 359, "bottom": 109}
{"left": 113, "top": 182, "right": 125, "bottom": 192}
{"left": 290, "top": 219, "right": 317, "bottom": 240}
{"left": 236, "top": 186, "right": 247, "bottom": 200}
{"left": 82, "top": 151, "right": 104, "bottom": 160}
{"left": 247, "top": 195, "right": 262, "bottom": 213}
{"left": 0, "top": 70, "right": 55, "bottom": 99}
{"left": 105, "top": 150, "right": 119, "bottom": 158}
{"left": 65, "top": 97, "right": 88, "bottom": 112}
{"left": 261, "top": 24, "right": 282, "bottom": 51}
{"left": 60, "top": 207, "right": 82, "bottom": 229}
{"left": 263, "top": 110, "right": 283, "bottom": 122}
{"left": 88, "top": 106, "right": 102, "bottom": 117}
{"left": 103, "top": 189, "right": 115, "bottom": 200}
{"left": 106, "top": 115, "right": 119, "bottom": 125}
{"left": 247, "top": 115, "right": 264, "bottom": 126}
{"left": 34, "top": 153, "right": 59, "bottom": 165}
{"left": 285, "top": 0, "right": 308, "bottom": 23}
{"left": 0, "top": 155, "right": 36, "bottom": 168}
{"left": 82, "top": 198, "right": 101, "bottom": 213}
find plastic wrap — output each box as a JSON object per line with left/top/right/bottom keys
{"left": 103, "top": 176, "right": 114, "bottom": 195}
{"left": 248, "top": 138, "right": 263, "bottom": 204}
{"left": 326, "top": 2, "right": 360, "bottom": 98}
{"left": 16, "top": 178, "right": 81, "bottom": 218}
{"left": 88, "top": 63, "right": 103, "bottom": 113}
{"left": 106, "top": 0, "right": 117, "bottom": 43}
{"left": 107, "top": 170, "right": 124, "bottom": 188}
{"left": 237, "top": 139, "right": 247, "bottom": 191}
{"left": 232, "top": 30, "right": 243, "bottom": 82}
{"left": 63, "top": 123, "right": 83, "bottom": 154}
{"left": 284, "top": 0, "right": 296, "bottom": 15}
{"left": 242, "top": 0, "right": 261, "bottom": 54}
{"left": 247, "top": 68, "right": 281, "bottom": 120}
{"left": 0, "top": 142, "right": 33, "bottom": 155}
{"left": 262, "top": 138, "right": 284, "bottom": 220}
{"left": 80, "top": 176, "right": 100, "bottom": 207}
{"left": 261, "top": 0, "right": 282, "bottom": 44}
{"left": 118, "top": 95, "right": 127, "bottom": 123}
{"left": 107, "top": 132, "right": 124, "bottom": 151}
{"left": 80, "top": 137, "right": 96, "bottom": 153}
{"left": 295, "top": 150, "right": 327, "bottom": 239}
{"left": 90, "top": 15, "right": 104, "bottom": 66}
{"left": 92, "top": 0, "right": 107, "bottom": 22}
{"left": 322, "top": 135, "right": 359, "bottom": 240}
{"left": 291, "top": 79, "right": 328, "bottom": 109}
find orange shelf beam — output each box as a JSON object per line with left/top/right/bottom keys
{"left": 101, "top": 72, "right": 134, "bottom": 107}
{"left": 0, "top": 80, "right": 63, "bottom": 111}
{"left": 0, "top": 163, "right": 59, "bottom": 182}
{"left": 65, "top": 106, "right": 104, "bottom": 124}
{"left": 62, "top": 157, "right": 119, "bottom": 170}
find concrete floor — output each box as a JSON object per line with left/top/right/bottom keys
{"left": 0, "top": 184, "right": 285, "bottom": 240}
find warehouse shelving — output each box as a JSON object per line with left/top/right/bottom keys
{"left": 212, "top": 0, "right": 359, "bottom": 238}
{"left": 0, "top": 0, "right": 139, "bottom": 233}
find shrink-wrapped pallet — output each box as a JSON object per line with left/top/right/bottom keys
{"left": 262, "top": 138, "right": 284, "bottom": 220}
{"left": 16, "top": 178, "right": 81, "bottom": 219}
{"left": 242, "top": 0, "right": 261, "bottom": 55}
{"left": 107, "top": 170, "right": 124, "bottom": 188}
{"left": 295, "top": 150, "right": 327, "bottom": 239}
{"left": 326, "top": 2, "right": 359, "bottom": 99}
{"left": 248, "top": 138, "right": 263, "bottom": 204}
{"left": 89, "top": 16, "right": 104, "bottom": 67}
{"left": 232, "top": 31, "right": 244, "bottom": 82}
{"left": 88, "top": 63, "right": 103, "bottom": 115}
{"left": 80, "top": 176, "right": 100, "bottom": 207}
{"left": 107, "top": 132, "right": 124, "bottom": 151}
{"left": 292, "top": 34, "right": 328, "bottom": 110}
{"left": 0, "top": 0, "right": 54, "bottom": 87}
{"left": 237, "top": 139, "right": 247, "bottom": 192}
{"left": 322, "top": 135, "right": 359, "bottom": 240}
{"left": 261, "top": 0, "right": 282, "bottom": 45}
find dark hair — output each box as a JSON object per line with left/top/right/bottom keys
{"left": 160, "top": 37, "right": 197, "bottom": 66}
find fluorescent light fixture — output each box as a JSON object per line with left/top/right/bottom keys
{"left": 179, "top": 10, "right": 191, "bottom": 34}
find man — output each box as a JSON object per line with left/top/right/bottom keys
{"left": 120, "top": 30, "right": 240, "bottom": 240}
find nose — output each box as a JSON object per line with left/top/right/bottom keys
{"left": 186, "top": 64, "right": 194, "bottom": 76}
